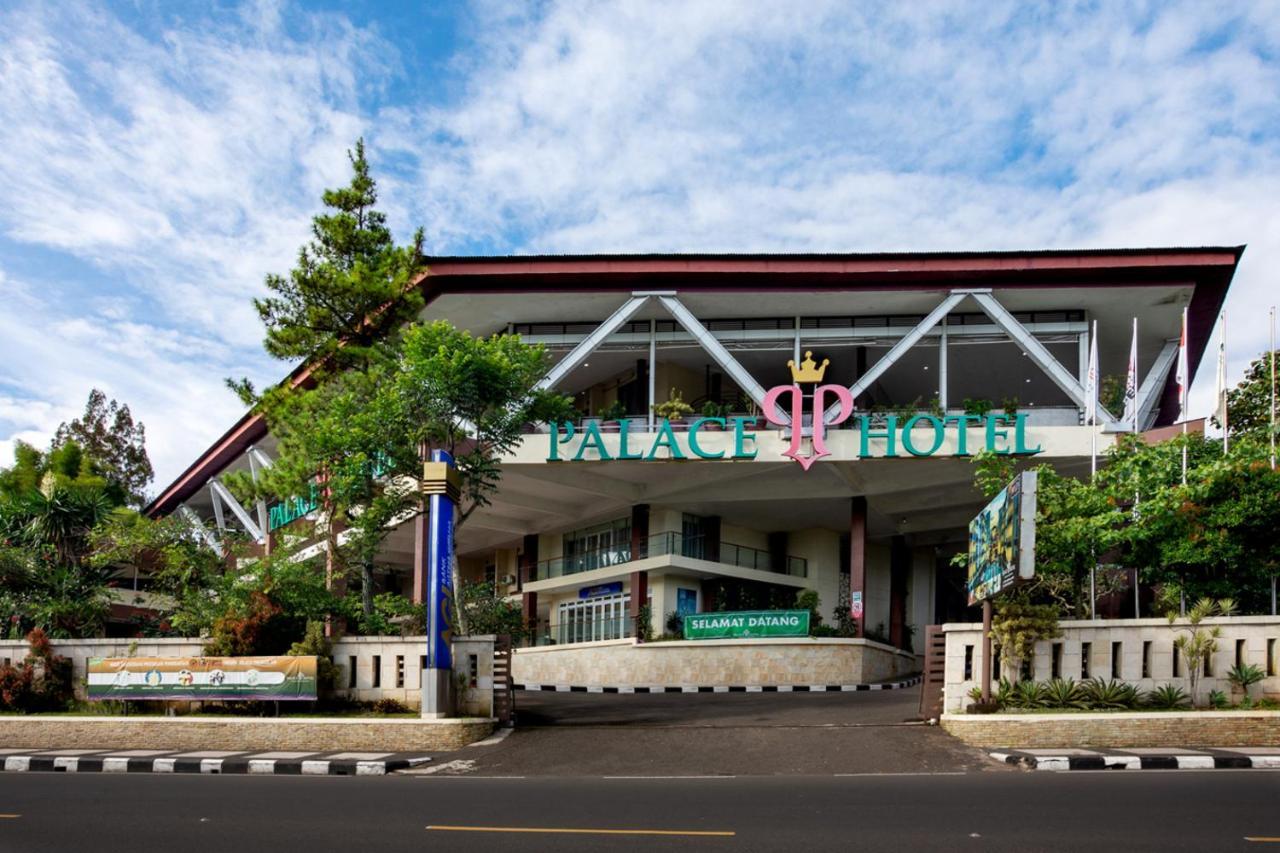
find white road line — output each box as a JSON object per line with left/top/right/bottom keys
{"left": 468, "top": 728, "right": 514, "bottom": 747}
{"left": 602, "top": 775, "right": 735, "bottom": 780}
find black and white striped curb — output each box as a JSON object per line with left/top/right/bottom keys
{"left": 515, "top": 675, "right": 923, "bottom": 693}
{"left": 992, "top": 748, "right": 1280, "bottom": 771}
{"left": 0, "top": 750, "right": 431, "bottom": 776}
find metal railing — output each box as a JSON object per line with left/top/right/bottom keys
{"left": 519, "top": 616, "right": 636, "bottom": 648}
{"left": 533, "top": 532, "right": 807, "bottom": 580}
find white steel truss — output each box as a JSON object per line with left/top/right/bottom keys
{"left": 179, "top": 503, "right": 223, "bottom": 557}
{"left": 208, "top": 478, "right": 264, "bottom": 542}
{"left": 538, "top": 289, "right": 1142, "bottom": 432}
{"left": 1134, "top": 339, "right": 1180, "bottom": 431}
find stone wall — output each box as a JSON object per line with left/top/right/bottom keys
{"left": 512, "top": 636, "right": 920, "bottom": 687}
{"left": 941, "top": 711, "right": 1280, "bottom": 749}
{"left": 0, "top": 716, "right": 494, "bottom": 752}
{"left": 942, "top": 616, "right": 1280, "bottom": 713}
{"left": 0, "top": 635, "right": 495, "bottom": 713}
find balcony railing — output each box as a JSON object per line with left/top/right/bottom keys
{"left": 533, "top": 531, "right": 807, "bottom": 581}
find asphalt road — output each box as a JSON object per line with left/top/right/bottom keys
{"left": 2, "top": 768, "right": 1278, "bottom": 852}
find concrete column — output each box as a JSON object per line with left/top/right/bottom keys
{"left": 522, "top": 591, "right": 539, "bottom": 638}
{"left": 849, "top": 496, "right": 867, "bottom": 637}
{"left": 519, "top": 533, "right": 538, "bottom": 591}
{"left": 407, "top": 511, "right": 425, "bottom": 605}
{"left": 630, "top": 570, "right": 649, "bottom": 640}
{"left": 631, "top": 504, "right": 650, "bottom": 560}
{"left": 889, "top": 535, "right": 909, "bottom": 649}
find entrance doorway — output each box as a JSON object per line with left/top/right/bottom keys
{"left": 556, "top": 592, "right": 630, "bottom": 644}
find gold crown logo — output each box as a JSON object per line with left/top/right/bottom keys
{"left": 787, "top": 351, "right": 829, "bottom": 383}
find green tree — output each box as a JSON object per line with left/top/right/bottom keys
{"left": 53, "top": 389, "right": 154, "bottom": 507}
{"left": 1218, "top": 349, "right": 1279, "bottom": 440}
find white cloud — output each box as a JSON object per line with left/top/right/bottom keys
{"left": 2, "top": 0, "right": 1279, "bottom": 490}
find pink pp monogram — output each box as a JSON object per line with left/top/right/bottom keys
{"left": 762, "top": 384, "right": 855, "bottom": 470}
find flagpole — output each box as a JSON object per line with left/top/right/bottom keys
{"left": 1088, "top": 320, "right": 1098, "bottom": 481}
{"left": 1179, "top": 307, "right": 1188, "bottom": 485}
{"left": 1220, "top": 311, "right": 1228, "bottom": 455}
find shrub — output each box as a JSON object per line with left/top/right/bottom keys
{"left": 990, "top": 602, "right": 1060, "bottom": 681}
{"left": 1145, "top": 683, "right": 1190, "bottom": 710}
{"left": 664, "top": 610, "right": 684, "bottom": 638}
{"left": 1083, "top": 678, "right": 1139, "bottom": 710}
{"left": 370, "top": 697, "right": 411, "bottom": 714}
{"left": 635, "top": 604, "right": 653, "bottom": 642}
{"left": 1042, "top": 678, "right": 1087, "bottom": 710}
{"left": 0, "top": 629, "right": 73, "bottom": 712}
{"left": 1208, "top": 689, "right": 1229, "bottom": 709}
{"left": 287, "top": 621, "right": 339, "bottom": 697}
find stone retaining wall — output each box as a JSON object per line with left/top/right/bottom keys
{"left": 941, "top": 711, "right": 1280, "bottom": 749}
{"left": 512, "top": 636, "right": 919, "bottom": 687}
{"left": 0, "top": 635, "right": 495, "bottom": 713}
{"left": 942, "top": 616, "right": 1280, "bottom": 714}
{"left": 0, "top": 716, "right": 494, "bottom": 752}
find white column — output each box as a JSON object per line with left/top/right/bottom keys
{"left": 648, "top": 318, "right": 656, "bottom": 431}
{"left": 938, "top": 318, "right": 949, "bottom": 411}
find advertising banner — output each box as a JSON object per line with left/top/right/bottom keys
{"left": 86, "top": 656, "right": 318, "bottom": 701}
{"left": 426, "top": 448, "right": 455, "bottom": 671}
{"left": 683, "top": 610, "right": 810, "bottom": 640}
{"left": 966, "top": 470, "right": 1039, "bottom": 605}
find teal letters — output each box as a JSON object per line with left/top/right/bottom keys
{"left": 859, "top": 415, "right": 899, "bottom": 457}
{"left": 573, "top": 420, "right": 612, "bottom": 461}
{"left": 687, "top": 418, "right": 726, "bottom": 459}
{"left": 902, "top": 414, "right": 945, "bottom": 457}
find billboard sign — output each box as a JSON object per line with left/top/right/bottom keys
{"left": 966, "top": 470, "right": 1038, "bottom": 605}
{"left": 87, "top": 656, "right": 318, "bottom": 701}
{"left": 683, "top": 610, "right": 810, "bottom": 640}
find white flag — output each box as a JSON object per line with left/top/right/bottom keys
{"left": 1176, "top": 307, "right": 1189, "bottom": 422}
{"left": 1122, "top": 318, "right": 1138, "bottom": 430}
{"left": 1085, "top": 320, "right": 1099, "bottom": 426}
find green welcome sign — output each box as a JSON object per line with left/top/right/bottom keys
{"left": 684, "top": 610, "right": 811, "bottom": 640}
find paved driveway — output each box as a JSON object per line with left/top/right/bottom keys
{"left": 437, "top": 685, "right": 1003, "bottom": 777}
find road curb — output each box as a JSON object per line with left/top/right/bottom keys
{"left": 515, "top": 676, "right": 923, "bottom": 693}
{"left": 991, "top": 749, "right": 1280, "bottom": 771}
{"left": 1, "top": 754, "right": 432, "bottom": 776}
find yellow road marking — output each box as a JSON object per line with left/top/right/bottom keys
{"left": 427, "top": 825, "right": 734, "bottom": 837}
{"left": 0, "top": 815, "right": 20, "bottom": 819}
{"left": 1245, "top": 839, "right": 1280, "bottom": 843}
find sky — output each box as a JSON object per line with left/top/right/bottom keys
{"left": 1, "top": 0, "right": 1278, "bottom": 494}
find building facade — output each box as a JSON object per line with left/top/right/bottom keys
{"left": 146, "top": 248, "right": 1240, "bottom": 656}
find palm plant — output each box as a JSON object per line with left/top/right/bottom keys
{"left": 1010, "top": 679, "right": 1049, "bottom": 710}
{"left": 1227, "top": 663, "right": 1266, "bottom": 700}
{"left": 1169, "top": 597, "right": 1235, "bottom": 707}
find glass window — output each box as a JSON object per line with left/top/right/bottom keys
{"left": 563, "top": 518, "right": 631, "bottom": 573}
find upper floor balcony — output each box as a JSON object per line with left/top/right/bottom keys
{"left": 532, "top": 531, "right": 807, "bottom": 584}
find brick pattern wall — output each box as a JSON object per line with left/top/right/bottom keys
{"left": 941, "top": 711, "right": 1280, "bottom": 749}
{"left": 0, "top": 717, "right": 494, "bottom": 752}
{"left": 512, "top": 637, "right": 921, "bottom": 687}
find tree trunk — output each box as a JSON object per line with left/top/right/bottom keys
{"left": 362, "top": 560, "right": 374, "bottom": 617}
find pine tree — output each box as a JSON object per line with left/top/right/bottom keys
{"left": 249, "top": 139, "right": 425, "bottom": 371}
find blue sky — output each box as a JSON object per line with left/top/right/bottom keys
{"left": 1, "top": 0, "right": 1278, "bottom": 491}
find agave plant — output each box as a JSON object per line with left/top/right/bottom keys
{"left": 994, "top": 677, "right": 1014, "bottom": 709}
{"left": 1083, "top": 677, "right": 1140, "bottom": 710}
{"left": 1227, "top": 663, "right": 1266, "bottom": 693}
{"left": 1042, "top": 677, "right": 1087, "bottom": 710}
{"left": 1010, "top": 679, "right": 1049, "bottom": 710}
{"left": 1145, "top": 683, "right": 1190, "bottom": 710}
{"left": 1208, "top": 689, "right": 1229, "bottom": 709}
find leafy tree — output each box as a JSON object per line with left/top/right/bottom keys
{"left": 458, "top": 581, "right": 524, "bottom": 639}
{"left": 53, "top": 389, "right": 154, "bottom": 507}
{"left": 244, "top": 138, "right": 425, "bottom": 372}
{"left": 1168, "top": 597, "right": 1234, "bottom": 707}
{"left": 1218, "top": 349, "right": 1279, "bottom": 440}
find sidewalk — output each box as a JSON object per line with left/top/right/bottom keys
{"left": 0, "top": 747, "right": 432, "bottom": 776}
{"left": 991, "top": 747, "right": 1280, "bottom": 771}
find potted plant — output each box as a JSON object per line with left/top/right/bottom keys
{"left": 600, "top": 399, "right": 627, "bottom": 431}
{"left": 653, "top": 390, "right": 694, "bottom": 425}
{"left": 699, "top": 400, "right": 726, "bottom": 427}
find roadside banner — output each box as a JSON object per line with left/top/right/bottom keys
{"left": 86, "top": 656, "right": 318, "bottom": 701}
{"left": 683, "top": 610, "right": 810, "bottom": 640}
